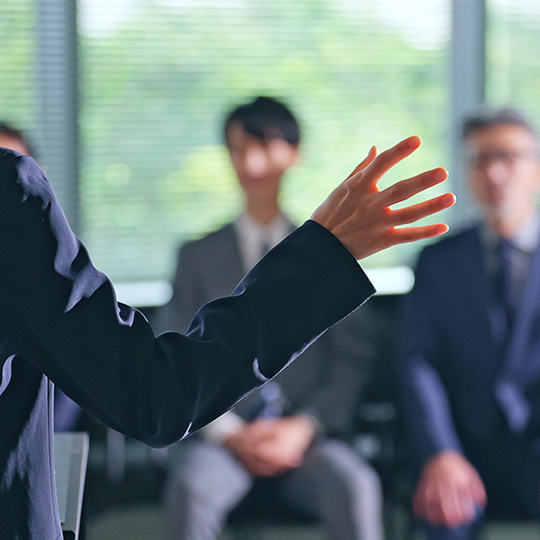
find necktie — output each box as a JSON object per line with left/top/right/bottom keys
{"left": 493, "top": 239, "right": 532, "bottom": 432}
{"left": 498, "top": 239, "right": 515, "bottom": 325}
{"left": 248, "top": 381, "right": 283, "bottom": 420}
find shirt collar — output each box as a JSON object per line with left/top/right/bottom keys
{"left": 482, "top": 213, "right": 540, "bottom": 254}
{"left": 234, "top": 211, "right": 292, "bottom": 246}
{"left": 233, "top": 212, "right": 293, "bottom": 271}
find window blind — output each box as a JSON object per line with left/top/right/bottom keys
{"left": 77, "top": 0, "right": 451, "bottom": 285}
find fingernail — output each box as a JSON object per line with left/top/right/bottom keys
{"left": 434, "top": 168, "right": 448, "bottom": 181}
{"left": 441, "top": 193, "right": 456, "bottom": 206}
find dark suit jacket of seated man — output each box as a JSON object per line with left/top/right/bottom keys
{"left": 397, "top": 108, "right": 540, "bottom": 540}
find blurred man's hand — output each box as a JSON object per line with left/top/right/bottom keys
{"left": 224, "top": 415, "right": 315, "bottom": 477}
{"left": 413, "top": 450, "right": 487, "bottom": 528}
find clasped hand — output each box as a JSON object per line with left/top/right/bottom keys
{"left": 224, "top": 415, "right": 316, "bottom": 477}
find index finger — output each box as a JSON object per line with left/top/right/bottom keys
{"left": 345, "top": 145, "right": 378, "bottom": 181}
{"left": 362, "top": 135, "right": 422, "bottom": 184}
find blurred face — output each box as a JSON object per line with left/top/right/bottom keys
{"left": 465, "top": 123, "right": 540, "bottom": 233}
{"left": 0, "top": 134, "right": 29, "bottom": 155}
{"left": 226, "top": 123, "right": 298, "bottom": 202}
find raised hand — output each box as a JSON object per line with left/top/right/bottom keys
{"left": 311, "top": 136, "right": 456, "bottom": 260}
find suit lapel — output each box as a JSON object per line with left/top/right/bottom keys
{"left": 211, "top": 224, "right": 246, "bottom": 292}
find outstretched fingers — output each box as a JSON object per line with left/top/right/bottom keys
{"left": 345, "top": 146, "right": 378, "bottom": 180}
{"left": 311, "top": 135, "right": 455, "bottom": 259}
{"left": 380, "top": 191, "right": 456, "bottom": 248}
{"left": 382, "top": 167, "right": 449, "bottom": 206}
{"left": 360, "top": 135, "right": 422, "bottom": 185}
{"left": 387, "top": 223, "right": 450, "bottom": 245}
{"left": 388, "top": 192, "right": 456, "bottom": 226}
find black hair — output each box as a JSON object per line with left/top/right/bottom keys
{"left": 0, "top": 122, "right": 35, "bottom": 157}
{"left": 462, "top": 107, "right": 538, "bottom": 141}
{"left": 224, "top": 96, "right": 300, "bottom": 147}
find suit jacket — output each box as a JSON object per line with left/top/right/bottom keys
{"left": 398, "top": 225, "right": 540, "bottom": 467}
{"left": 0, "top": 149, "right": 374, "bottom": 539}
{"left": 159, "top": 221, "right": 376, "bottom": 436}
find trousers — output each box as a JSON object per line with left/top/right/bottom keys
{"left": 163, "top": 438, "right": 383, "bottom": 540}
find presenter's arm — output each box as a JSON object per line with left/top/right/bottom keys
{"left": 0, "top": 137, "right": 453, "bottom": 447}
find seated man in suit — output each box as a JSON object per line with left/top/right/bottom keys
{"left": 397, "top": 107, "right": 540, "bottom": 539}
{"left": 159, "top": 96, "right": 385, "bottom": 540}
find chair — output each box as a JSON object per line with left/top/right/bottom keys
{"left": 54, "top": 432, "right": 90, "bottom": 540}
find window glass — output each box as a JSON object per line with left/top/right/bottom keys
{"left": 486, "top": 0, "right": 540, "bottom": 128}
{"left": 78, "top": 0, "right": 451, "bottom": 284}
{"left": 0, "top": 1, "right": 36, "bottom": 140}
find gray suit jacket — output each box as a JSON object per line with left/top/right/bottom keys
{"left": 158, "top": 221, "right": 376, "bottom": 437}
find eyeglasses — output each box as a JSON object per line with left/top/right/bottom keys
{"left": 467, "top": 148, "right": 538, "bottom": 170}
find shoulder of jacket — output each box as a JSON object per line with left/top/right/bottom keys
{"left": 178, "top": 222, "right": 235, "bottom": 255}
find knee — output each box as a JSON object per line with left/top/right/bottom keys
{"left": 342, "top": 458, "right": 383, "bottom": 508}
{"left": 164, "top": 451, "right": 251, "bottom": 514}
{"left": 316, "top": 441, "right": 383, "bottom": 505}
{"left": 165, "top": 465, "right": 210, "bottom": 508}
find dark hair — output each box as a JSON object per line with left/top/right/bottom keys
{"left": 0, "top": 122, "right": 35, "bottom": 157}
{"left": 462, "top": 107, "right": 538, "bottom": 141}
{"left": 224, "top": 96, "right": 300, "bottom": 147}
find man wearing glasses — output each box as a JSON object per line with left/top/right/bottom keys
{"left": 399, "top": 108, "right": 540, "bottom": 539}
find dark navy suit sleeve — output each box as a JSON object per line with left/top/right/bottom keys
{"left": 0, "top": 150, "right": 374, "bottom": 447}
{"left": 397, "top": 247, "right": 463, "bottom": 463}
